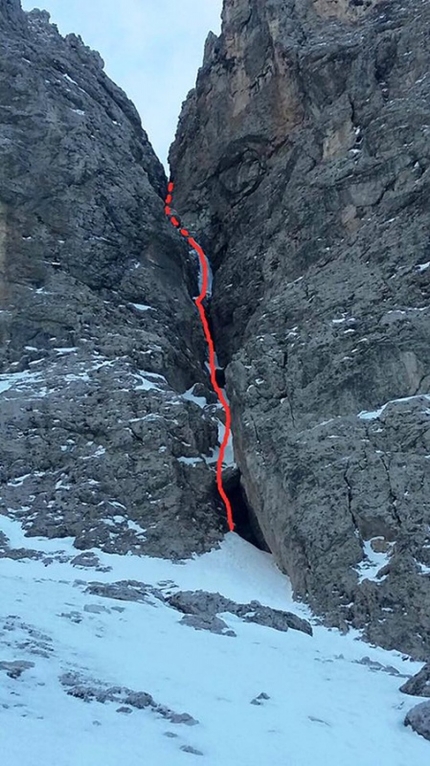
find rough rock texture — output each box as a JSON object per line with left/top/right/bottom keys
{"left": 0, "top": 659, "right": 35, "bottom": 678}
{"left": 167, "top": 589, "right": 313, "bottom": 636}
{"left": 405, "top": 701, "right": 430, "bottom": 742}
{"left": 400, "top": 663, "right": 430, "bottom": 698}
{"left": 85, "top": 579, "right": 157, "bottom": 603}
{"left": 0, "top": 0, "right": 226, "bottom": 557}
{"left": 170, "top": 0, "right": 430, "bottom": 656}
{"left": 353, "top": 655, "right": 407, "bottom": 678}
{"left": 80, "top": 579, "right": 313, "bottom": 636}
{"left": 59, "top": 670, "right": 199, "bottom": 724}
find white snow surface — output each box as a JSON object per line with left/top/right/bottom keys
{"left": 133, "top": 371, "right": 166, "bottom": 392}
{"left": 355, "top": 539, "right": 391, "bottom": 583}
{"left": 0, "top": 370, "right": 42, "bottom": 395}
{"left": 130, "top": 303, "right": 152, "bottom": 312}
{"left": 193, "top": 247, "right": 213, "bottom": 299}
{"left": 205, "top": 421, "right": 235, "bottom": 468}
{"left": 181, "top": 386, "right": 209, "bottom": 409}
{"left": 0, "top": 514, "right": 428, "bottom": 766}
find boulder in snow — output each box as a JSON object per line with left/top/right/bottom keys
{"left": 405, "top": 701, "right": 430, "bottom": 741}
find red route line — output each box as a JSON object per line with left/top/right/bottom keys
{"left": 164, "top": 181, "right": 235, "bottom": 532}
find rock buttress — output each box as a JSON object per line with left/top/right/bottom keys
{"left": 0, "top": 1, "right": 225, "bottom": 558}
{"left": 170, "top": 0, "right": 430, "bottom": 657}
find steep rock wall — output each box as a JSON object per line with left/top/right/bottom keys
{"left": 170, "top": 0, "right": 430, "bottom": 657}
{"left": 0, "top": 0, "right": 225, "bottom": 558}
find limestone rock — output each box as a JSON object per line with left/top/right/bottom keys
{"left": 400, "top": 664, "right": 430, "bottom": 698}
{"left": 170, "top": 0, "right": 430, "bottom": 656}
{"left": 179, "top": 613, "right": 236, "bottom": 636}
{"left": 405, "top": 701, "right": 430, "bottom": 742}
{"left": 167, "top": 589, "right": 313, "bottom": 636}
{"left": 0, "top": 659, "right": 35, "bottom": 678}
{"left": 85, "top": 580, "right": 157, "bottom": 603}
{"left": 250, "top": 692, "right": 270, "bottom": 705}
{"left": 0, "top": 1, "right": 225, "bottom": 558}
{"left": 59, "top": 670, "right": 199, "bottom": 724}
{"left": 180, "top": 746, "right": 204, "bottom": 756}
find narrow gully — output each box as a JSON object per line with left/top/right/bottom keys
{"left": 164, "top": 180, "right": 235, "bottom": 532}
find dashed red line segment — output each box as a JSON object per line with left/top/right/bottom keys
{"left": 164, "top": 181, "right": 235, "bottom": 532}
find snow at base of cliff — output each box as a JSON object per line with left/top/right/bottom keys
{"left": 0, "top": 515, "right": 428, "bottom": 766}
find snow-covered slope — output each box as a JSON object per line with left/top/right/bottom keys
{"left": 0, "top": 515, "right": 428, "bottom": 765}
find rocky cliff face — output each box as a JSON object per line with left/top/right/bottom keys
{"left": 170, "top": 0, "right": 430, "bottom": 658}
{"left": 2, "top": 0, "right": 430, "bottom": 661}
{"left": 0, "top": 0, "right": 226, "bottom": 558}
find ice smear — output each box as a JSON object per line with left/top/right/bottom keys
{"left": 130, "top": 303, "right": 152, "bottom": 312}
{"left": 0, "top": 370, "right": 42, "bottom": 395}
{"left": 134, "top": 371, "right": 166, "bottom": 391}
{"left": 204, "top": 422, "right": 235, "bottom": 467}
{"left": 358, "top": 393, "right": 430, "bottom": 420}
{"left": 177, "top": 456, "right": 203, "bottom": 465}
{"left": 181, "top": 386, "right": 208, "bottom": 409}
{"left": 355, "top": 539, "right": 391, "bottom": 583}
{"left": 192, "top": 246, "right": 213, "bottom": 298}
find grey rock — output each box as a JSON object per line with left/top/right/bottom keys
{"left": 168, "top": 712, "right": 199, "bottom": 726}
{"left": 167, "top": 590, "right": 312, "bottom": 636}
{"left": 250, "top": 692, "right": 270, "bottom": 705}
{"left": 405, "top": 700, "right": 430, "bottom": 741}
{"left": 400, "top": 664, "right": 430, "bottom": 697}
{"left": 170, "top": 0, "right": 430, "bottom": 657}
{"left": 1, "top": 616, "right": 54, "bottom": 657}
{"left": 179, "top": 613, "right": 236, "bottom": 637}
{"left": 0, "top": 546, "right": 43, "bottom": 562}
{"left": 122, "top": 691, "right": 154, "bottom": 710}
{"left": 0, "top": 0, "right": 225, "bottom": 559}
{"left": 238, "top": 600, "right": 313, "bottom": 636}
{"left": 60, "top": 611, "right": 83, "bottom": 624}
{"left": 0, "top": 660, "right": 35, "bottom": 678}
{"left": 308, "top": 715, "right": 331, "bottom": 726}
{"left": 180, "top": 746, "right": 204, "bottom": 756}
{"left": 354, "top": 656, "right": 406, "bottom": 677}
{"left": 85, "top": 579, "right": 158, "bottom": 603}
{"left": 59, "top": 671, "right": 198, "bottom": 724}
{"left": 71, "top": 552, "right": 103, "bottom": 569}
{"left": 0, "top": 0, "right": 25, "bottom": 30}
{"left": 83, "top": 604, "right": 111, "bottom": 614}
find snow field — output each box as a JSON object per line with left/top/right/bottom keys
{"left": 0, "top": 515, "right": 428, "bottom": 765}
